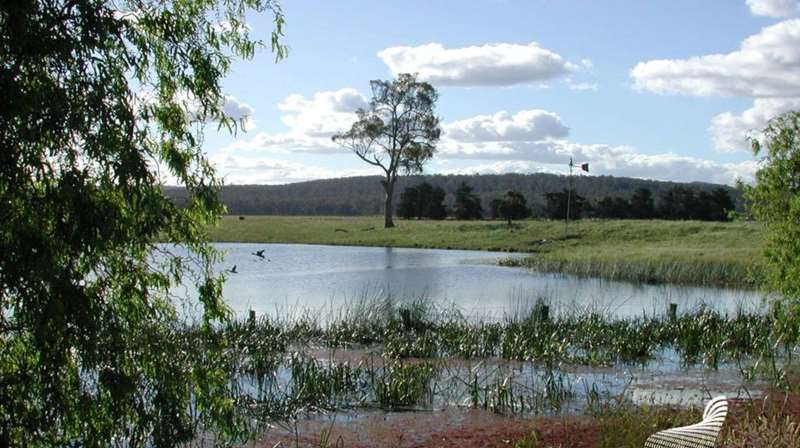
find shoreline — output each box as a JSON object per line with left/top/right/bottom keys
{"left": 207, "top": 216, "right": 763, "bottom": 288}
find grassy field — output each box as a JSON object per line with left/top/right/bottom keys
{"left": 208, "top": 216, "right": 764, "bottom": 287}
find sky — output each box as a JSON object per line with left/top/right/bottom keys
{"left": 202, "top": 0, "right": 800, "bottom": 186}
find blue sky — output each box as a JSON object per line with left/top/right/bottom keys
{"left": 204, "top": 0, "right": 800, "bottom": 185}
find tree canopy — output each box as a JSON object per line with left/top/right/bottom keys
{"left": 332, "top": 73, "right": 441, "bottom": 228}
{"left": 586, "top": 187, "right": 732, "bottom": 221}
{"left": 744, "top": 111, "right": 800, "bottom": 302}
{"left": 543, "top": 189, "right": 585, "bottom": 220}
{"left": 0, "top": 0, "right": 285, "bottom": 445}
{"left": 397, "top": 182, "right": 447, "bottom": 220}
{"left": 629, "top": 187, "right": 656, "bottom": 219}
{"left": 453, "top": 182, "right": 483, "bottom": 220}
{"left": 498, "top": 190, "right": 530, "bottom": 225}
{"left": 163, "top": 174, "right": 739, "bottom": 218}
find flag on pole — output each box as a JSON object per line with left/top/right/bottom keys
{"left": 580, "top": 162, "right": 589, "bottom": 173}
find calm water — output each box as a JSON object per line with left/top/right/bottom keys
{"left": 167, "top": 243, "right": 765, "bottom": 319}
{"left": 165, "top": 243, "right": 769, "bottom": 412}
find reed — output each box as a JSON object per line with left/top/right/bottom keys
{"left": 501, "top": 257, "right": 758, "bottom": 288}
{"left": 168, "top": 294, "right": 800, "bottom": 445}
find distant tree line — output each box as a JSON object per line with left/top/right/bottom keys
{"left": 395, "top": 183, "right": 736, "bottom": 222}
{"left": 535, "top": 186, "right": 734, "bottom": 221}
{"left": 586, "top": 186, "right": 734, "bottom": 221}
{"left": 163, "top": 173, "right": 741, "bottom": 218}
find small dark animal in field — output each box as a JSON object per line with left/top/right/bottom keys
{"left": 230, "top": 265, "right": 238, "bottom": 274}
{"left": 252, "top": 249, "right": 265, "bottom": 259}
{"left": 239, "top": 216, "right": 245, "bottom": 220}
{"left": 334, "top": 228, "right": 349, "bottom": 233}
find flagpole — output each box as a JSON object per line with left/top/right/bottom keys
{"left": 565, "top": 158, "right": 573, "bottom": 238}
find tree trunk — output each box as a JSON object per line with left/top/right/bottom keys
{"left": 383, "top": 179, "right": 395, "bottom": 228}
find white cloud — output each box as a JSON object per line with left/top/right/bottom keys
{"left": 220, "top": 88, "right": 367, "bottom": 154}
{"left": 217, "top": 91, "right": 755, "bottom": 186}
{"left": 436, "top": 160, "right": 556, "bottom": 176}
{"left": 439, "top": 141, "right": 757, "bottom": 185}
{"left": 210, "top": 154, "right": 379, "bottom": 184}
{"left": 437, "top": 110, "right": 757, "bottom": 184}
{"left": 212, "top": 144, "right": 757, "bottom": 185}
{"left": 709, "top": 97, "right": 800, "bottom": 151}
{"left": 747, "top": 0, "right": 800, "bottom": 18}
{"left": 579, "top": 148, "right": 758, "bottom": 185}
{"left": 567, "top": 81, "right": 599, "bottom": 92}
{"left": 136, "top": 90, "right": 257, "bottom": 130}
{"left": 632, "top": 17, "right": 800, "bottom": 152}
{"left": 220, "top": 132, "right": 346, "bottom": 154}
{"left": 443, "top": 110, "right": 569, "bottom": 142}
{"left": 222, "top": 96, "right": 255, "bottom": 130}
{"left": 631, "top": 19, "right": 800, "bottom": 98}
{"left": 278, "top": 88, "right": 367, "bottom": 137}
{"left": 377, "top": 42, "right": 574, "bottom": 86}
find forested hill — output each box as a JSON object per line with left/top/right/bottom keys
{"left": 163, "top": 173, "right": 740, "bottom": 216}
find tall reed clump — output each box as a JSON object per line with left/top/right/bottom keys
{"left": 503, "top": 258, "right": 756, "bottom": 288}
{"left": 287, "top": 353, "right": 362, "bottom": 412}
{"left": 374, "top": 361, "right": 435, "bottom": 409}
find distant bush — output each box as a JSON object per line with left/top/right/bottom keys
{"left": 453, "top": 182, "right": 483, "bottom": 220}
{"left": 397, "top": 182, "right": 447, "bottom": 220}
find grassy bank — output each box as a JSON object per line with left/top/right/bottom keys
{"left": 209, "top": 216, "right": 764, "bottom": 287}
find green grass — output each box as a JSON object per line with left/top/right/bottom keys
{"left": 209, "top": 216, "right": 764, "bottom": 287}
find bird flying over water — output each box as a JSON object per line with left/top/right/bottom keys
{"left": 230, "top": 265, "right": 238, "bottom": 274}
{"left": 253, "top": 249, "right": 265, "bottom": 259}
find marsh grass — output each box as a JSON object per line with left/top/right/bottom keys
{"left": 594, "top": 403, "right": 703, "bottom": 448}
{"left": 503, "top": 257, "right": 758, "bottom": 288}
{"left": 161, "top": 295, "right": 800, "bottom": 448}
{"left": 186, "top": 294, "right": 799, "bottom": 432}
{"left": 375, "top": 361, "right": 435, "bottom": 409}
{"left": 723, "top": 409, "right": 800, "bottom": 447}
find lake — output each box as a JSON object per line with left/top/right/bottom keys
{"left": 166, "top": 243, "right": 771, "bottom": 415}
{"left": 167, "top": 243, "right": 765, "bottom": 319}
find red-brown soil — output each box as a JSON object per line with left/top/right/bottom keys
{"left": 251, "top": 370, "right": 800, "bottom": 448}
{"left": 253, "top": 408, "right": 600, "bottom": 448}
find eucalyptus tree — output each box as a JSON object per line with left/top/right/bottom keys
{"left": 0, "top": 0, "right": 286, "bottom": 445}
{"left": 333, "top": 74, "right": 441, "bottom": 228}
{"left": 499, "top": 190, "right": 531, "bottom": 225}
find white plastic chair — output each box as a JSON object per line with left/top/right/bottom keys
{"left": 644, "top": 396, "right": 728, "bottom": 448}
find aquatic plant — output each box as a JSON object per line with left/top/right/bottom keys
{"left": 162, "top": 294, "right": 800, "bottom": 435}
{"left": 375, "top": 361, "right": 435, "bottom": 409}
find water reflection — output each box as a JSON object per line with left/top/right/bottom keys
{"left": 164, "top": 243, "right": 765, "bottom": 319}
